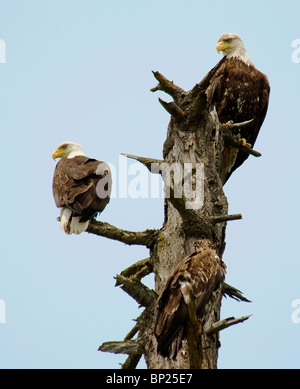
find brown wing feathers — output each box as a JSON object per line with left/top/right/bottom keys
{"left": 53, "top": 156, "right": 110, "bottom": 222}
{"left": 207, "top": 57, "right": 270, "bottom": 183}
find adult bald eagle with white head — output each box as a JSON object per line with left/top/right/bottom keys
{"left": 206, "top": 32, "right": 270, "bottom": 184}
{"left": 52, "top": 141, "right": 111, "bottom": 234}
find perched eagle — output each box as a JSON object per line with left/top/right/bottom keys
{"left": 155, "top": 240, "right": 226, "bottom": 359}
{"left": 206, "top": 32, "right": 270, "bottom": 184}
{"left": 52, "top": 141, "right": 111, "bottom": 235}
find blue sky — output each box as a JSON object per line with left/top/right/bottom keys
{"left": 0, "top": 0, "right": 300, "bottom": 369}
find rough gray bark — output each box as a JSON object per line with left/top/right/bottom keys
{"left": 142, "top": 64, "right": 228, "bottom": 369}
{"left": 93, "top": 60, "right": 253, "bottom": 369}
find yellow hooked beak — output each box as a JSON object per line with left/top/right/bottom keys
{"left": 216, "top": 40, "right": 231, "bottom": 53}
{"left": 52, "top": 147, "right": 65, "bottom": 160}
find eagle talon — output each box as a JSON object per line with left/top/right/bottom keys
{"left": 239, "top": 138, "right": 251, "bottom": 148}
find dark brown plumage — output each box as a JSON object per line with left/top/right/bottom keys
{"left": 155, "top": 240, "right": 226, "bottom": 359}
{"left": 53, "top": 156, "right": 110, "bottom": 220}
{"left": 52, "top": 142, "right": 111, "bottom": 234}
{"left": 206, "top": 33, "right": 270, "bottom": 183}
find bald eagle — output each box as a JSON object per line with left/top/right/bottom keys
{"left": 206, "top": 32, "right": 270, "bottom": 184}
{"left": 52, "top": 141, "right": 111, "bottom": 235}
{"left": 155, "top": 240, "right": 226, "bottom": 359}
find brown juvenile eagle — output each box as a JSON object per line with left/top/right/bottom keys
{"left": 155, "top": 240, "right": 226, "bottom": 359}
{"left": 52, "top": 141, "right": 111, "bottom": 234}
{"left": 206, "top": 32, "right": 270, "bottom": 184}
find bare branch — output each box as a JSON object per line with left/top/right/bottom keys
{"left": 87, "top": 219, "right": 158, "bottom": 248}
{"left": 209, "top": 214, "right": 242, "bottom": 224}
{"left": 99, "top": 340, "right": 144, "bottom": 355}
{"left": 158, "top": 98, "right": 186, "bottom": 120}
{"left": 121, "top": 354, "right": 142, "bottom": 369}
{"left": 115, "top": 274, "right": 158, "bottom": 307}
{"left": 204, "top": 315, "right": 251, "bottom": 335}
{"left": 116, "top": 257, "right": 153, "bottom": 283}
{"left": 234, "top": 142, "right": 261, "bottom": 158}
{"left": 226, "top": 119, "right": 254, "bottom": 130}
{"left": 151, "top": 71, "right": 185, "bottom": 99}
{"left": 121, "top": 153, "right": 163, "bottom": 173}
{"left": 124, "top": 322, "right": 140, "bottom": 341}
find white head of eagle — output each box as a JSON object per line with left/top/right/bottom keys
{"left": 52, "top": 141, "right": 111, "bottom": 235}
{"left": 216, "top": 32, "right": 253, "bottom": 65}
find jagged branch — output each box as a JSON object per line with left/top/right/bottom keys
{"left": 158, "top": 97, "right": 186, "bottom": 121}
{"left": 209, "top": 214, "right": 242, "bottom": 224}
{"left": 99, "top": 340, "right": 144, "bottom": 355}
{"left": 151, "top": 60, "right": 228, "bottom": 121}
{"left": 150, "top": 70, "right": 185, "bottom": 100}
{"left": 121, "top": 354, "right": 142, "bottom": 369}
{"left": 222, "top": 282, "right": 251, "bottom": 303}
{"left": 204, "top": 315, "right": 251, "bottom": 335}
{"left": 124, "top": 322, "right": 140, "bottom": 341}
{"left": 99, "top": 325, "right": 143, "bottom": 369}
{"left": 87, "top": 219, "right": 158, "bottom": 248}
{"left": 121, "top": 153, "right": 163, "bottom": 173}
{"left": 115, "top": 274, "right": 158, "bottom": 307}
{"left": 121, "top": 319, "right": 144, "bottom": 368}
{"left": 102, "top": 317, "right": 145, "bottom": 369}
{"left": 117, "top": 257, "right": 153, "bottom": 282}
{"left": 226, "top": 118, "right": 254, "bottom": 130}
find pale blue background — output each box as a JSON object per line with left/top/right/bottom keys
{"left": 0, "top": 0, "right": 299, "bottom": 369}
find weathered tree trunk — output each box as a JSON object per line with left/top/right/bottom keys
{"left": 142, "top": 66, "right": 229, "bottom": 369}
{"left": 92, "top": 60, "right": 252, "bottom": 369}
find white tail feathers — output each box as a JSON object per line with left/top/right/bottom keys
{"left": 59, "top": 208, "right": 72, "bottom": 232}
{"left": 59, "top": 208, "right": 89, "bottom": 235}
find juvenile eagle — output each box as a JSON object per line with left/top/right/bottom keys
{"left": 155, "top": 240, "right": 226, "bottom": 359}
{"left": 206, "top": 32, "right": 270, "bottom": 184}
{"left": 52, "top": 141, "right": 111, "bottom": 234}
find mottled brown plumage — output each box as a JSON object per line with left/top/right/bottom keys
{"left": 155, "top": 240, "right": 226, "bottom": 359}
{"left": 206, "top": 33, "right": 270, "bottom": 183}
